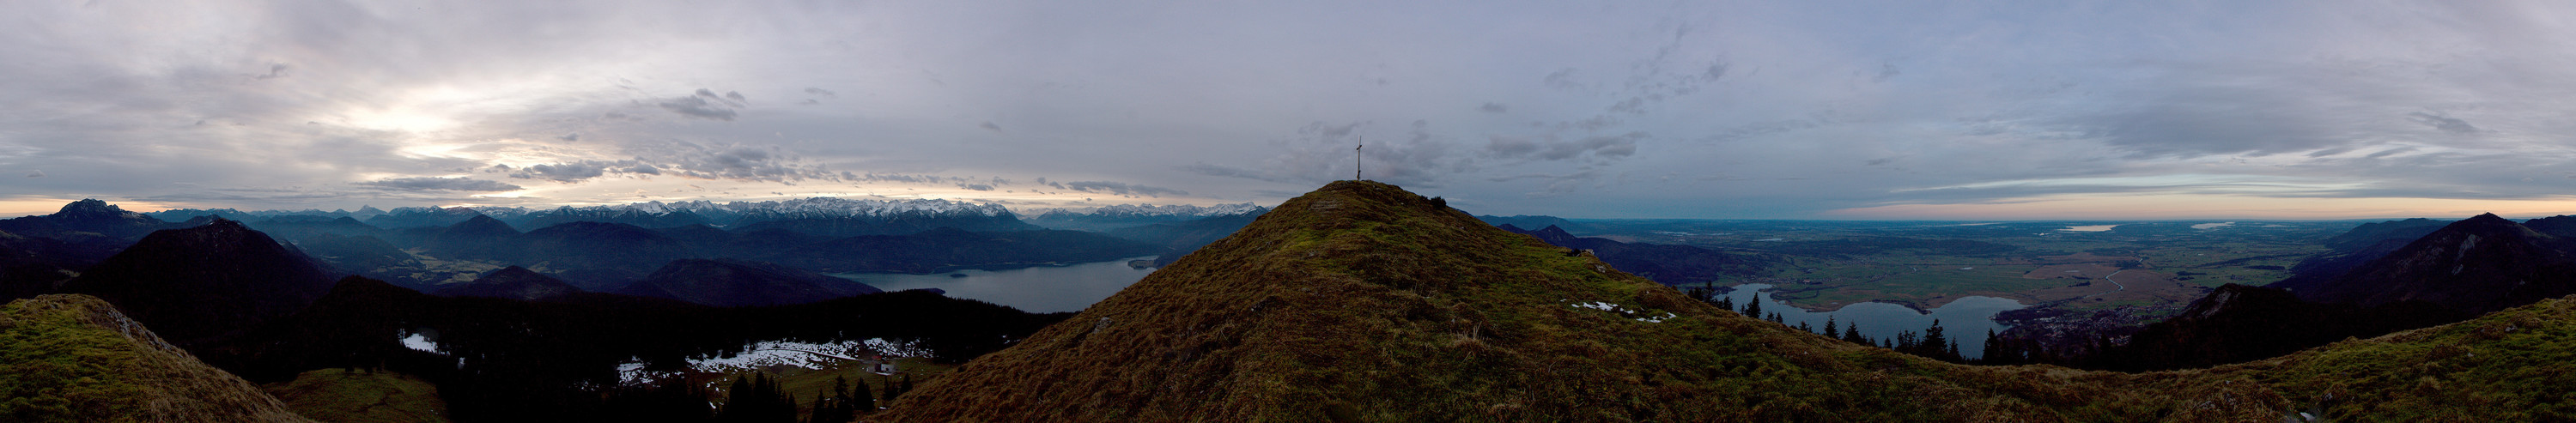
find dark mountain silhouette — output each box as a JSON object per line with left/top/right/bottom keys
{"left": 1498, "top": 224, "right": 1777, "bottom": 285}
{"left": 0, "top": 294, "right": 317, "bottom": 422}
{"left": 727, "top": 215, "right": 1040, "bottom": 238}
{"left": 0, "top": 198, "right": 173, "bottom": 244}
{"left": 1475, "top": 214, "right": 1580, "bottom": 232}
{"left": 763, "top": 227, "right": 1157, "bottom": 274}
{"left": 412, "top": 215, "right": 522, "bottom": 261}
{"left": 516, "top": 221, "right": 696, "bottom": 289}
{"left": 1025, "top": 203, "right": 1268, "bottom": 232}
{"left": 363, "top": 206, "right": 487, "bottom": 229}
{"left": 507, "top": 207, "right": 712, "bottom": 230}
{"left": 2068, "top": 284, "right": 2465, "bottom": 371}
{"left": 612, "top": 259, "right": 879, "bottom": 306}
{"left": 1103, "top": 211, "right": 1265, "bottom": 267}
{"left": 2523, "top": 215, "right": 2576, "bottom": 239}
{"left": 2271, "top": 217, "right": 2452, "bottom": 293}
{"left": 434, "top": 266, "right": 584, "bottom": 301}
{"left": 290, "top": 233, "right": 422, "bottom": 282}
{"left": 2046, "top": 214, "right": 2576, "bottom": 371}
{"left": 239, "top": 215, "right": 386, "bottom": 243}
{"left": 55, "top": 219, "right": 336, "bottom": 347}
{"left": 2300, "top": 213, "right": 2576, "bottom": 314}
{"left": 0, "top": 229, "right": 94, "bottom": 301}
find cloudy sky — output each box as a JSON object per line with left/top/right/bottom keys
{"left": 5, "top": 1, "right": 2576, "bottom": 220}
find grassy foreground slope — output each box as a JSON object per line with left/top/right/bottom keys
{"left": 260, "top": 369, "right": 448, "bottom": 423}
{"left": 877, "top": 181, "right": 2576, "bottom": 422}
{"left": 0, "top": 294, "right": 314, "bottom": 422}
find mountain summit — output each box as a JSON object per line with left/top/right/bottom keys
{"left": 2301, "top": 213, "right": 2576, "bottom": 314}
{"left": 57, "top": 219, "right": 335, "bottom": 346}
{"left": 873, "top": 181, "right": 2152, "bottom": 421}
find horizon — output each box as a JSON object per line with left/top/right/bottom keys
{"left": 0, "top": 195, "right": 2554, "bottom": 224}
{"left": 8, "top": 2, "right": 2576, "bottom": 220}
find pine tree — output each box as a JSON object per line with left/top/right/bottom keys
{"left": 1921, "top": 319, "right": 1951, "bottom": 360}
{"left": 1981, "top": 329, "right": 2010, "bottom": 365}
{"left": 810, "top": 375, "right": 856, "bottom": 423}
{"left": 1842, "top": 323, "right": 1865, "bottom": 344}
{"left": 1741, "top": 299, "right": 1764, "bottom": 320}
{"left": 852, "top": 376, "right": 876, "bottom": 412}
{"left": 1823, "top": 317, "right": 1838, "bottom": 338}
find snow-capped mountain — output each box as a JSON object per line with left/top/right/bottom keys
{"left": 1024, "top": 202, "right": 1270, "bottom": 232}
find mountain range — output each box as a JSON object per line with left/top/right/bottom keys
{"left": 2052, "top": 212, "right": 2576, "bottom": 371}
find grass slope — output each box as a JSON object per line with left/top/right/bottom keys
{"left": 0, "top": 294, "right": 315, "bottom": 422}
{"left": 876, "top": 181, "right": 2576, "bottom": 422}
{"left": 260, "top": 369, "right": 448, "bottom": 423}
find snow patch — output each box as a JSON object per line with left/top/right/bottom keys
{"left": 398, "top": 331, "right": 441, "bottom": 354}
{"left": 1565, "top": 300, "right": 1676, "bottom": 323}
{"left": 614, "top": 338, "right": 931, "bottom": 386}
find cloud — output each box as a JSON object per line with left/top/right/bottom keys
{"left": 24, "top": 170, "right": 41, "bottom": 178}
{"left": 506, "top": 161, "right": 612, "bottom": 182}
{"left": 656, "top": 88, "right": 748, "bottom": 121}
{"left": 1543, "top": 68, "right": 1584, "bottom": 90}
{"left": 1485, "top": 131, "right": 1643, "bottom": 161}
{"left": 2407, "top": 112, "right": 2477, "bottom": 134}
{"left": 1060, "top": 181, "right": 1186, "bottom": 197}
{"left": 2365, "top": 147, "right": 2420, "bottom": 159}
{"left": 1479, "top": 102, "right": 1509, "bottom": 113}
{"left": 253, "top": 63, "right": 289, "bottom": 80}
{"left": 657, "top": 96, "right": 738, "bottom": 121}
{"left": 804, "top": 88, "right": 836, "bottom": 97}
{"left": 558, "top": 133, "right": 579, "bottom": 142}
{"left": 958, "top": 184, "right": 994, "bottom": 191}
{"left": 980, "top": 121, "right": 1003, "bottom": 132}
{"left": 355, "top": 177, "right": 524, "bottom": 191}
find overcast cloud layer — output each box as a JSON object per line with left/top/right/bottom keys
{"left": 5, "top": 1, "right": 2576, "bottom": 220}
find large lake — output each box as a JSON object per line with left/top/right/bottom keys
{"left": 1722, "top": 283, "right": 2024, "bottom": 359}
{"left": 829, "top": 257, "right": 1159, "bottom": 313}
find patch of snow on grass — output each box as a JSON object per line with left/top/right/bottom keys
{"left": 398, "top": 331, "right": 440, "bottom": 354}
{"left": 1567, "top": 300, "right": 1677, "bottom": 323}
{"left": 614, "top": 338, "right": 932, "bottom": 386}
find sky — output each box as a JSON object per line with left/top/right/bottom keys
{"left": 6, "top": 1, "right": 2576, "bottom": 220}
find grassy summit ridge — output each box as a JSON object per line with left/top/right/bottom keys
{"left": 0, "top": 294, "right": 313, "bottom": 422}
{"left": 872, "top": 180, "right": 2567, "bottom": 421}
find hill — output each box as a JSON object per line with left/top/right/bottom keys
{"left": 877, "top": 180, "right": 2576, "bottom": 421}
{"left": 433, "top": 266, "right": 583, "bottom": 301}
{"left": 57, "top": 219, "right": 336, "bottom": 347}
{"left": 0, "top": 294, "right": 314, "bottom": 422}
{"left": 613, "top": 259, "right": 879, "bottom": 307}
{"left": 2301, "top": 213, "right": 2576, "bottom": 314}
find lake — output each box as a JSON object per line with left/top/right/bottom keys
{"left": 1722, "top": 283, "right": 2024, "bottom": 359}
{"left": 829, "top": 257, "right": 1159, "bottom": 313}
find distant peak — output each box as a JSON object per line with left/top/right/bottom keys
{"left": 55, "top": 198, "right": 134, "bottom": 216}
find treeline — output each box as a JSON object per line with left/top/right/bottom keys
{"left": 1684, "top": 286, "right": 1969, "bottom": 363}
{"left": 203, "top": 277, "right": 1069, "bottom": 422}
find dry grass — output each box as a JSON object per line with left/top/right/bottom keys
{"left": 870, "top": 181, "right": 2576, "bottom": 422}
{"left": 2, "top": 294, "right": 317, "bottom": 422}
